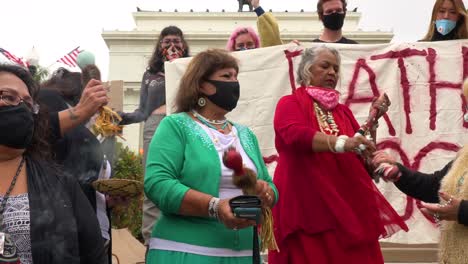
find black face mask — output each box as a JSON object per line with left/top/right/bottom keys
{"left": 322, "top": 12, "right": 345, "bottom": 31}
{"left": 205, "top": 80, "right": 240, "bottom": 112}
{"left": 0, "top": 103, "right": 34, "bottom": 149}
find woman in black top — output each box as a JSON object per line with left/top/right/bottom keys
{"left": 119, "top": 25, "right": 190, "bottom": 246}
{"left": 0, "top": 64, "right": 105, "bottom": 263}
{"left": 420, "top": 0, "right": 468, "bottom": 41}
{"left": 371, "top": 82, "right": 468, "bottom": 263}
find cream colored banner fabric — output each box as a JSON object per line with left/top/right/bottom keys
{"left": 165, "top": 40, "right": 468, "bottom": 243}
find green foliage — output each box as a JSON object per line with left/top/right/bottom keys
{"left": 31, "top": 65, "right": 49, "bottom": 83}
{"left": 111, "top": 142, "right": 144, "bottom": 242}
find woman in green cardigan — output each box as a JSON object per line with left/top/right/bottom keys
{"left": 144, "top": 49, "right": 278, "bottom": 264}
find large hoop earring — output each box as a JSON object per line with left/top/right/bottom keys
{"left": 198, "top": 97, "right": 206, "bottom": 107}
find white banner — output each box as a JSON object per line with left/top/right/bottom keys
{"left": 165, "top": 40, "right": 468, "bottom": 244}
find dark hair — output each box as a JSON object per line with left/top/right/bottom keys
{"left": 147, "top": 26, "right": 190, "bottom": 74}
{"left": 41, "top": 68, "right": 83, "bottom": 106}
{"left": 0, "top": 64, "right": 51, "bottom": 160}
{"left": 174, "top": 49, "right": 239, "bottom": 113}
{"left": 81, "top": 64, "right": 102, "bottom": 86}
{"left": 317, "top": 0, "right": 347, "bottom": 16}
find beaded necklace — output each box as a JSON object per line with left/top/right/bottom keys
{"left": 192, "top": 110, "right": 229, "bottom": 132}
{"left": 314, "top": 102, "right": 339, "bottom": 136}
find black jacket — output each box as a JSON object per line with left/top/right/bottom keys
{"left": 39, "top": 89, "right": 103, "bottom": 210}
{"left": 26, "top": 156, "right": 106, "bottom": 263}
{"left": 395, "top": 161, "right": 468, "bottom": 226}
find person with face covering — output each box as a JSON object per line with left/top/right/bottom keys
{"left": 371, "top": 82, "right": 468, "bottom": 263}
{"left": 117, "top": 25, "right": 190, "bottom": 247}
{"left": 421, "top": 0, "right": 468, "bottom": 41}
{"left": 0, "top": 64, "right": 106, "bottom": 263}
{"left": 313, "top": 0, "right": 358, "bottom": 44}
{"left": 248, "top": 0, "right": 356, "bottom": 47}
{"left": 268, "top": 46, "right": 408, "bottom": 264}
{"left": 144, "top": 49, "right": 278, "bottom": 264}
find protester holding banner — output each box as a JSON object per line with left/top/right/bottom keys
{"left": 0, "top": 64, "right": 106, "bottom": 263}
{"left": 421, "top": 0, "right": 468, "bottom": 41}
{"left": 118, "top": 25, "right": 190, "bottom": 247}
{"left": 269, "top": 46, "right": 407, "bottom": 264}
{"left": 144, "top": 49, "right": 277, "bottom": 264}
{"left": 371, "top": 82, "right": 468, "bottom": 263}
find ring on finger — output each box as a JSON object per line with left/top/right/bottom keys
{"left": 447, "top": 197, "right": 453, "bottom": 204}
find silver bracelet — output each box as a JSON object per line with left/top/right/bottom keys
{"left": 208, "top": 197, "right": 220, "bottom": 220}
{"left": 334, "top": 135, "right": 348, "bottom": 153}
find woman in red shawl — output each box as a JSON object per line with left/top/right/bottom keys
{"left": 268, "top": 46, "right": 408, "bottom": 264}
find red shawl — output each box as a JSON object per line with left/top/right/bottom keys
{"left": 272, "top": 87, "right": 408, "bottom": 249}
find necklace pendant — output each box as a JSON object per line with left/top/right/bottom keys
{"left": 0, "top": 232, "right": 4, "bottom": 254}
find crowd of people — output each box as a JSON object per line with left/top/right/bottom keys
{"left": 0, "top": 0, "right": 467, "bottom": 263}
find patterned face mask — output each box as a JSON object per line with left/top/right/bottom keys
{"left": 305, "top": 86, "right": 340, "bottom": 110}
{"left": 162, "top": 45, "right": 185, "bottom": 62}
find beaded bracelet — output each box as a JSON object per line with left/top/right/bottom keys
{"left": 334, "top": 135, "right": 349, "bottom": 153}
{"left": 208, "top": 197, "right": 220, "bottom": 220}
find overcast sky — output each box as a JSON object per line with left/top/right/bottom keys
{"left": 1, "top": 0, "right": 467, "bottom": 78}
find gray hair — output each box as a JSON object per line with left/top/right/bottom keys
{"left": 296, "top": 46, "right": 341, "bottom": 86}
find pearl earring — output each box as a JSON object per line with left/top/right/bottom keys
{"left": 198, "top": 97, "right": 206, "bottom": 107}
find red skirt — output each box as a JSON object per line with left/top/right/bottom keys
{"left": 268, "top": 231, "right": 384, "bottom": 264}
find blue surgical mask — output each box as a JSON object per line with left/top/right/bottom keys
{"left": 435, "top": 19, "right": 457, "bottom": 35}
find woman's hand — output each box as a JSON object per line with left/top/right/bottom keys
{"left": 75, "top": 79, "right": 109, "bottom": 119}
{"left": 255, "top": 180, "right": 275, "bottom": 208}
{"left": 218, "top": 199, "right": 256, "bottom": 230}
{"left": 372, "top": 150, "right": 397, "bottom": 166}
{"left": 371, "top": 150, "right": 401, "bottom": 182}
{"left": 420, "top": 192, "right": 461, "bottom": 222}
{"left": 344, "top": 135, "right": 376, "bottom": 154}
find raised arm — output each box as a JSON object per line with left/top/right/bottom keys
{"left": 372, "top": 151, "right": 452, "bottom": 203}
{"left": 252, "top": 0, "right": 283, "bottom": 47}
{"left": 119, "top": 72, "right": 151, "bottom": 125}
{"left": 57, "top": 79, "right": 108, "bottom": 136}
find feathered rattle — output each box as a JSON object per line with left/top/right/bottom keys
{"left": 223, "top": 147, "right": 279, "bottom": 252}
{"left": 81, "top": 65, "right": 124, "bottom": 139}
